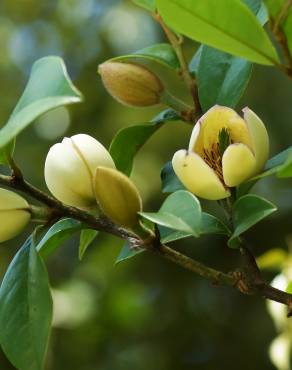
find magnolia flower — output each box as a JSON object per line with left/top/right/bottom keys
{"left": 45, "top": 134, "right": 115, "bottom": 208}
{"left": 0, "top": 188, "right": 30, "bottom": 242}
{"left": 95, "top": 166, "right": 142, "bottom": 229}
{"left": 98, "top": 62, "right": 163, "bottom": 107}
{"left": 172, "top": 106, "right": 269, "bottom": 200}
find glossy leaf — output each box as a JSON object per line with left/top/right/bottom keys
{"left": 160, "top": 212, "right": 230, "bottom": 244}
{"left": 156, "top": 0, "right": 279, "bottom": 65}
{"left": 140, "top": 190, "right": 201, "bottom": 236}
{"left": 236, "top": 146, "right": 292, "bottom": 197}
{"left": 161, "top": 161, "right": 185, "bottom": 193}
{"left": 0, "top": 237, "right": 52, "bottom": 370}
{"left": 132, "top": 0, "right": 156, "bottom": 11}
{"left": 109, "top": 44, "right": 190, "bottom": 103}
{"left": 228, "top": 194, "right": 277, "bottom": 247}
{"left": 79, "top": 229, "right": 98, "bottom": 260}
{"left": 110, "top": 109, "right": 180, "bottom": 175}
{"left": 0, "top": 56, "right": 82, "bottom": 150}
{"left": 116, "top": 242, "right": 144, "bottom": 264}
{"left": 197, "top": 46, "right": 252, "bottom": 111}
{"left": 36, "top": 218, "right": 84, "bottom": 259}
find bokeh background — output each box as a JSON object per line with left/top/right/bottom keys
{"left": 0, "top": 1, "right": 292, "bottom": 369}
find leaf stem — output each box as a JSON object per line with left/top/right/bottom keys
{"left": 153, "top": 13, "right": 202, "bottom": 119}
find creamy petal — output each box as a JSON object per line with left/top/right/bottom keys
{"left": 45, "top": 142, "right": 94, "bottom": 208}
{"left": 191, "top": 105, "right": 252, "bottom": 155}
{"left": 222, "top": 143, "right": 256, "bottom": 187}
{"left": 172, "top": 150, "right": 230, "bottom": 200}
{"left": 70, "top": 134, "right": 115, "bottom": 176}
{"left": 243, "top": 107, "right": 269, "bottom": 173}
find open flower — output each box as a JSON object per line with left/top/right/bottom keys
{"left": 45, "top": 134, "right": 115, "bottom": 208}
{"left": 172, "top": 106, "right": 269, "bottom": 200}
{"left": 0, "top": 188, "right": 31, "bottom": 242}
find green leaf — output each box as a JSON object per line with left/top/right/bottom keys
{"left": 110, "top": 109, "right": 180, "bottom": 175}
{"left": 109, "top": 44, "right": 191, "bottom": 103}
{"left": 0, "top": 237, "right": 52, "bottom": 370}
{"left": 236, "top": 146, "right": 292, "bottom": 197}
{"left": 36, "top": 218, "right": 84, "bottom": 259}
{"left": 132, "top": 0, "right": 156, "bottom": 12}
{"left": 197, "top": 46, "right": 252, "bottom": 111}
{"left": 0, "top": 140, "right": 15, "bottom": 165}
{"left": 0, "top": 56, "right": 82, "bottom": 150}
{"left": 200, "top": 213, "right": 231, "bottom": 236}
{"left": 161, "top": 161, "right": 185, "bottom": 193}
{"left": 140, "top": 190, "right": 201, "bottom": 236}
{"left": 160, "top": 212, "right": 230, "bottom": 244}
{"left": 79, "top": 229, "right": 98, "bottom": 260}
{"left": 256, "top": 248, "right": 288, "bottom": 271}
{"left": 156, "top": 0, "right": 279, "bottom": 65}
{"left": 116, "top": 242, "right": 144, "bottom": 264}
{"left": 228, "top": 194, "right": 277, "bottom": 247}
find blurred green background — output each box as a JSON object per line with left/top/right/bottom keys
{"left": 0, "top": 1, "right": 292, "bottom": 369}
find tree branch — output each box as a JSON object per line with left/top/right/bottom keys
{"left": 0, "top": 174, "right": 135, "bottom": 240}
{"left": 1, "top": 172, "right": 292, "bottom": 314}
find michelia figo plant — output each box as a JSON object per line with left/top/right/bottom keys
{"left": 0, "top": 2, "right": 292, "bottom": 370}
{"left": 0, "top": 188, "right": 31, "bottom": 242}
{"left": 172, "top": 105, "right": 269, "bottom": 200}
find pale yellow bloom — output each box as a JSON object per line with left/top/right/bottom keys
{"left": 172, "top": 106, "right": 269, "bottom": 200}
{"left": 45, "top": 134, "right": 115, "bottom": 208}
{"left": 0, "top": 188, "right": 30, "bottom": 242}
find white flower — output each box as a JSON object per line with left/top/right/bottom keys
{"left": 45, "top": 134, "right": 115, "bottom": 208}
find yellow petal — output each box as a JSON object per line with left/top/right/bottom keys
{"left": 190, "top": 105, "right": 252, "bottom": 155}
{"left": 172, "top": 150, "right": 230, "bottom": 200}
{"left": 243, "top": 107, "right": 269, "bottom": 173}
{"left": 222, "top": 143, "right": 256, "bottom": 187}
{"left": 0, "top": 210, "right": 30, "bottom": 243}
{"left": 95, "top": 167, "right": 142, "bottom": 228}
{"left": 0, "top": 188, "right": 28, "bottom": 210}
{"left": 45, "top": 142, "right": 94, "bottom": 208}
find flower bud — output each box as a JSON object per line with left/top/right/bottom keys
{"left": 45, "top": 134, "right": 115, "bottom": 209}
{"left": 0, "top": 188, "right": 30, "bottom": 242}
{"left": 94, "top": 166, "right": 142, "bottom": 228}
{"left": 98, "top": 62, "right": 163, "bottom": 107}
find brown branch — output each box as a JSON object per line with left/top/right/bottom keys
{"left": 0, "top": 174, "right": 135, "bottom": 241}
{"left": 1, "top": 173, "right": 292, "bottom": 313}
{"left": 239, "top": 245, "right": 292, "bottom": 316}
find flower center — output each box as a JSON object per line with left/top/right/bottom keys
{"left": 203, "top": 128, "right": 232, "bottom": 185}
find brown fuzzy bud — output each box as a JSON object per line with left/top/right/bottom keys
{"left": 98, "top": 62, "right": 163, "bottom": 107}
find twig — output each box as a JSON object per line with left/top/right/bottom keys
{"left": 153, "top": 13, "right": 202, "bottom": 120}
{"left": 270, "top": 0, "right": 292, "bottom": 77}
{"left": 1, "top": 173, "right": 292, "bottom": 312}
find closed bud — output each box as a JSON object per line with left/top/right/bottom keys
{"left": 0, "top": 188, "right": 30, "bottom": 242}
{"left": 98, "top": 62, "right": 163, "bottom": 107}
{"left": 45, "top": 134, "right": 115, "bottom": 209}
{"left": 94, "top": 166, "right": 142, "bottom": 228}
